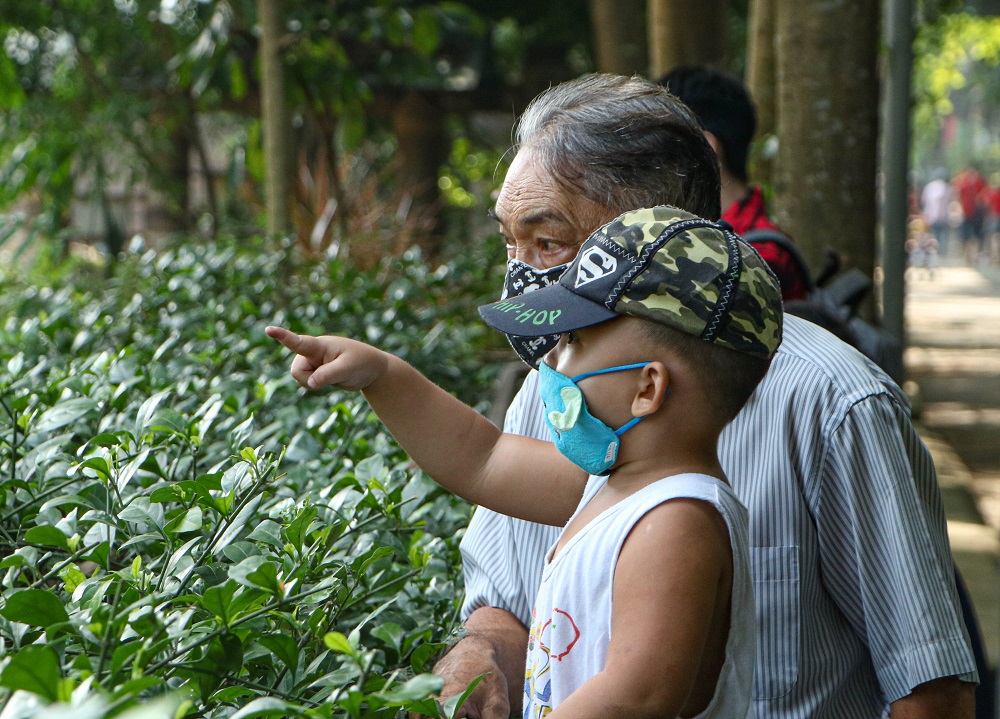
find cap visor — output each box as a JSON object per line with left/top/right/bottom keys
{"left": 479, "top": 283, "right": 617, "bottom": 337}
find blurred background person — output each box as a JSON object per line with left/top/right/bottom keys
{"left": 921, "top": 169, "right": 953, "bottom": 259}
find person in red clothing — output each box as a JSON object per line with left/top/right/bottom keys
{"left": 986, "top": 174, "right": 1000, "bottom": 264}
{"left": 953, "top": 166, "right": 989, "bottom": 264}
{"left": 660, "top": 65, "right": 810, "bottom": 301}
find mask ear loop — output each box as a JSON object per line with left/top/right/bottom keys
{"left": 571, "top": 362, "right": 649, "bottom": 382}
{"left": 569, "top": 363, "right": 668, "bottom": 436}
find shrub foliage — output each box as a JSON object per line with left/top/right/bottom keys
{"left": 0, "top": 238, "right": 504, "bottom": 718}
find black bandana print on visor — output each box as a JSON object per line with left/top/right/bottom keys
{"left": 501, "top": 259, "right": 568, "bottom": 368}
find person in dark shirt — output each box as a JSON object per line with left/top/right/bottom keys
{"left": 660, "top": 65, "right": 810, "bottom": 301}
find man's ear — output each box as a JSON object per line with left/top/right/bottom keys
{"left": 704, "top": 130, "right": 724, "bottom": 163}
{"left": 631, "top": 362, "right": 669, "bottom": 418}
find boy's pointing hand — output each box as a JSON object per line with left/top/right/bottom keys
{"left": 265, "top": 326, "right": 389, "bottom": 392}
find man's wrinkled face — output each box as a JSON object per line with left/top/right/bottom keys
{"left": 490, "top": 149, "right": 617, "bottom": 270}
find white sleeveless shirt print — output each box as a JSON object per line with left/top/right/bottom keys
{"left": 523, "top": 472, "right": 754, "bottom": 719}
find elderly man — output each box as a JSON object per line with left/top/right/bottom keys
{"left": 420, "top": 74, "right": 976, "bottom": 719}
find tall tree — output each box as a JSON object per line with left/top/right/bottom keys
{"left": 647, "top": 0, "right": 729, "bottom": 78}
{"left": 772, "top": 0, "right": 880, "bottom": 284}
{"left": 745, "top": 0, "right": 776, "bottom": 186}
{"left": 257, "top": 0, "right": 291, "bottom": 235}
{"left": 0, "top": 1, "right": 221, "bottom": 246}
{"left": 589, "top": 0, "right": 648, "bottom": 75}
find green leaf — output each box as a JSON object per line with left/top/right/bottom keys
{"left": 221, "top": 541, "right": 260, "bottom": 563}
{"left": 230, "top": 697, "right": 290, "bottom": 719}
{"left": 0, "top": 554, "right": 26, "bottom": 569}
{"left": 192, "top": 633, "right": 243, "bottom": 702}
{"left": 119, "top": 497, "right": 164, "bottom": 530}
{"left": 284, "top": 506, "right": 318, "bottom": 550}
{"left": 110, "top": 640, "right": 145, "bottom": 678}
{"left": 165, "top": 506, "right": 204, "bottom": 535}
{"left": 34, "top": 398, "right": 99, "bottom": 433}
{"left": 58, "top": 564, "right": 87, "bottom": 593}
{"left": 210, "top": 686, "right": 256, "bottom": 704}
{"left": 24, "top": 525, "right": 69, "bottom": 549}
{"left": 196, "top": 472, "right": 224, "bottom": 491}
{"left": 116, "top": 448, "right": 150, "bottom": 491}
{"left": 247, "top": 519, "right": 282, "bottom": 548}
{"left": 355, "top": 454, "right": 388, "bottom": 483}
{"left": 412, "top": 8, "right": 442, "bottom": 56}
{"left": 371, "top": 622, "right": 404, "bottom": 654}
{"left": 258, "top": 633, "right": 299, "bottom": 674}
{"left": 149, "top": 407, "right": 188, "bottom": 436}
{"left": 150, "top": 486, "right": 184, "bottom": 503}
{"left": 229, "top": 556, "right": 282, "bottom": 594}
{"left": 0, "top": 645, "right": 61, "bottom": 702}
{"left": 77, "top": 456, "right": 111, "bottom": 479}
{"left": 376, "top": 672, "right": 443, "bottom": 703}
{"left": 135, "top": 390, "right": 170, "bottom": 434}
{"left": 213, "top": 494, "right": 263, "bottom": 555}
{"left": 323, "top": 631, "right": 357, "bottom": 658}
{"left": 86, "top": 432, "right": 125, "bottom": 447}
{"left": 109, "top": 675, "right": 165, "bottom": 702}
{"left": 246, "top": 561, "right": 282, "bottom": 595}
{"left": 228, "top": 56, "right": 247, "bottom": 100}
{"left": 352, "top": 545, "right": 395, "bottom": 578}
{"left": 201, "top": 580, "right": 238, "bottom": 625}
{"left": 0, "top": 589, "right": 69, "bottom": 628}
{"left": 410, "top": 642, "right": 446, "bottom": 674}
{"left": 443, "top": 674, "right": 486, "bottom": 718}
{"left": 85, "top": 541, "right": 110, "bottom": 569}
{"left": 230, "top": 414, "right": 255, "bottom": 448}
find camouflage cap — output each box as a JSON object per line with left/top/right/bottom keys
{"left": 479, "top": 205, "right": 783, "bottom": 359}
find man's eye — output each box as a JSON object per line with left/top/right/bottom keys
{"left": 540, "top": 240, "right": 560, "bottom": 252}
{"left": 565, "top": 332, "right": 579, "bottom": 344}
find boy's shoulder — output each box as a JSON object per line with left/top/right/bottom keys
{"left": 621, "top": 473, "right": 746, "bottom": 532}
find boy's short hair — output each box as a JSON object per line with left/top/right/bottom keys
{"left": 659, "top": 65, "right": 757, "bottom": 183}
{"left": 638, "top": 320, "right": 771, "bottom": 423}
{"left": 479, "top": 206, "right": 783, "bottom": 366}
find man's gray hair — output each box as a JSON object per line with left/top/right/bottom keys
{"left": 515, "top": 73, "right": 722, "bottom": 220}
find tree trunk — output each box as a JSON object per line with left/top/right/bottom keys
{"left": 772, "top": 0, "right": 880, "bottom": 285}
{"left": 258, "top": 0, "right": 291, "bottom": 235}
{"left": 589, "top": 0, "right": 648, "bottom": 76}
{"left": 647, "top": 0, "right": 729, "bottom": 79}
{"left": 390, "top": 90, "right": 447, "bottom": 254}
{"left": 746, "top": 0, "right": 776, "bottom": 187}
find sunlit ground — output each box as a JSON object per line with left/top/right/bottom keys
{"left": 906, "top": 258, "right": 1000, "bottom": 668}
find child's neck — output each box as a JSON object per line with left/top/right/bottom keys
{"left": 608, "top": 448, "right": 727, "bottom": 492}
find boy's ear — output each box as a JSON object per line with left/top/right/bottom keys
{"left": 631, "top": 362, "right": 669, "bottom": 418}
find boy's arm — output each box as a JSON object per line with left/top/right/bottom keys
{"left": 266, "top": 327, "right": 584, "bottom": 526}
{"left": 548, "top": 499, "right": 733, "bottom": 719}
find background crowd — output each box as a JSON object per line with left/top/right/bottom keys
{"left": 910, "top": 166, "right": 1000, "bottom": 273}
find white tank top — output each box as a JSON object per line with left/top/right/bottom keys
{"left": 523, "top": 472, "right": 753, "bottom": 719}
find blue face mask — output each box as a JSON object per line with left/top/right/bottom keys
{"left": 538, "top": 359, "right": 657, "bottom": 476}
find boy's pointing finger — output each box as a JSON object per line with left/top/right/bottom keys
{"left": 266, "top": 326, "right": 309, "bottom": 353}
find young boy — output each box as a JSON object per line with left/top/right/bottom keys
{"left": 266, "top": 206, "right": 783, "bottom": 719}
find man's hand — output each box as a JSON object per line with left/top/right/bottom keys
{"left": 409, "top": 608, "right": 529, "bottom": 719}
{"left": 265, "top": 326, "right": 388, "bottom": 391}
{"left": 408, "top": 637, "right": 510, "bottom": 719}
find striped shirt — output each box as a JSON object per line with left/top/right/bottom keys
{"left": 460, "top": 314, "right": 977, "bottom": 719}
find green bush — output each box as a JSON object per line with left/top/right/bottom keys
{"left": 0, "top": 236, "right": 506, "bottom": 718}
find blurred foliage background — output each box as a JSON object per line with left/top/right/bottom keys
{"left": 2, "top": 1, "right": 1000, "bottom": 716}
